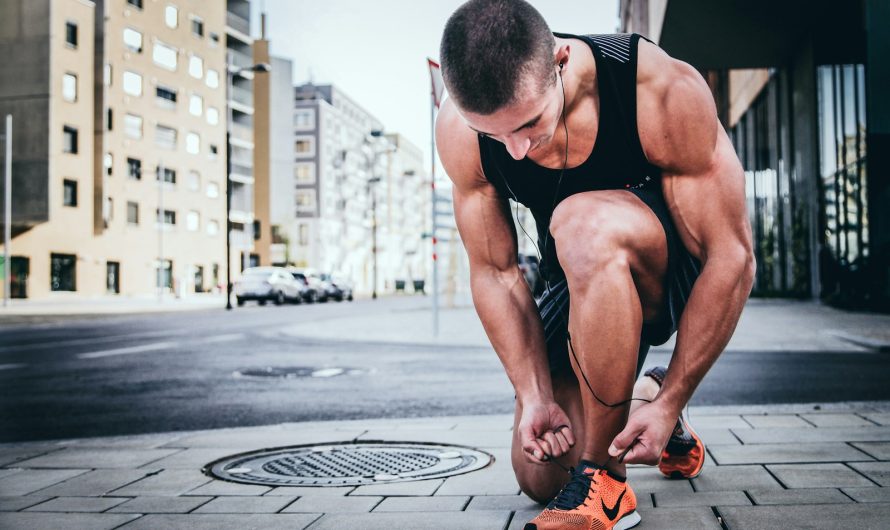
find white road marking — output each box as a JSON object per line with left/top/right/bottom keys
{"left": 198, "top": 333, "right": 245, "bottom": 344}
{"left": 77, "top": 341, "right": 178, "bottom": 359}
{"left": 0, "top": 363, "right": 26, "bottom": 370}
{"left": 311, "top": 368, "right": 345, "bottom": 378}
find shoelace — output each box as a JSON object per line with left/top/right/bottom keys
{"left": 547, "top": 465, "right": 599, "bottom": 510}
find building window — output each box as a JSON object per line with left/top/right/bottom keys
{"left": 152, "top": 42, "right": 177, "bottom": 71}
{"left": 296, "top": 190, "right": 316, "bottom": 211}
{"left": 299, "top": 223, "right": 308, "bottom": 246}
{"left": 156, "top": 85, "right": 177, "bottom": 108}
{"left": 63, "top": 179, "right": 77, "bottom": 207}
{"left": 294, "top": 109, "right": 315, "bottom": 130}
{"left": 164, "top": 5, "right": 178, "bottom": 28}
{"left": 187, "top": 170, "right": 200, "bottom": 191}
{"left": 124, "top": 113, "right": 143, "bottom": 139}
{"left": 123, "top": 27, "right": 143, "bottom": 53}
{"left": 156, "top": 259, "right": 172, "bottom": 290}
{"left": 190, "top": 16, "right": 204, "bottom": 37}
{"left": 62, "top": 73, "right": 77, "bottom": 102}
{"left": 817, "top": 64, "right": 869, "bottom": 300}
{"left": 106, "top": 108, "right": 113, "bottom": 131}
{"left": 186, "top": 210, "right": 200, "bottom": 231}
{"left": 206, "top": 106, "right": 219, "bottom": 125}
{"left": 104, "top": 197, "right": 113, "bottom": 227}
{"left": 209, "top": 144, "right": 218, "bottom": 159}
{"left": 207, "top": 219, "right": 219, "bottom": 236}
{"left": 104, "top": 153, "right": 113, "bottom": 176}
{"left": 122, "top": 70, "right": 142, "bottom": 96}
{"left": 104, "top": 63, "right": 112, "bottom": 86}
{"left": 294, "top": 137, "right": 314, "bottom": 156}
{"left": 127, "top": 157, "right": 141, "bottom": 180}
{"left": 65, "top": 21, "right": 78, "bottom": 47}
{"left": 188, "top": 55, "right": 203, "bottom": 79}
{"left": 107, "top": 261, "right": 120, "bottom": 294}
{"left": 205, "top": 69, "right": 219, "bottom": 89}
{"left": 157, "top": 208, "right": 176, "bottom": 226}
{"left": 186, "top": 132, "right": 200, "bottom": 154}
{"left": 189, "top": 94, "right": 203, "bottom": 116}
{"left": 127, "top": 0, "right": 143, "bottom": 9}
{"left": 155, "top": 124, "right": 177, "bottom": 149}
{"left": 295, "top": 163, "right": 315, "bottom": 184}
{"left": 50, "top": 253, "right": 77, "bottom": 292}
{"left": 209, "top": 32, "right": 220, "bottom": 46}
{"left": 157, "top": 165, "right": 176, "bottom": 184}
{"left": 63, "top": 125, "right": 78, "bottom": 153}
{"left": 127, "top": 201, "right": 139, "bottom": 224}
{"left": 206, "top": 182, "right": 219, "bottom": 198}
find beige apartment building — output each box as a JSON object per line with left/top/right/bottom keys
{"left": 0, "top": 0, "right": 242, "bottom": 299}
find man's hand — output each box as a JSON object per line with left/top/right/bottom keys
{"left": 518, "top": 400, "right": 576, "bottom": 465}
{"left": 607, "top": 400, "right": 676, "bottom": 465}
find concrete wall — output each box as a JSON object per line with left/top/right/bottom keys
{"left": 0, "top": 0, "right": 52, "bottom": 228}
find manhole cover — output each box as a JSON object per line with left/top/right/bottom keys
{"left": 233, "top": 367, "right": 364, "bottom": 379}
{"left": 204, "top": 442, "right": 493, "bottom": 486}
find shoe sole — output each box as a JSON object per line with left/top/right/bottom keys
{"left": 523, "top": 510, "right": 641, "bottom": 530}
{"left": 660, "top": 411, "right": 705, "bottom": 480}
{"left": 615, "top": 510, "right": 642, "bottom": 530}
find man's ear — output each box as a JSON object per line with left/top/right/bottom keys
{"left": 554, "top": 43, "right": 571, "bottom": 70}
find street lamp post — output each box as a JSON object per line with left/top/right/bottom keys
{"left": 225, "top": 56, "right": 269, "bottom": 310}
{"left": 368, "top": 176, "right": 381, "bottom": 299}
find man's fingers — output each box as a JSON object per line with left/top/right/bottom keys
{"left": 608, "top": 423, "right": 642, "bottom": 457}
{"left": 556, "top": 424, "right": 576, "bottom": 447}
{"left": 522, "top": 438, "right": 548, "bottom": 464}
{"left": 552, "top": 430, "right": 571, "bottom": 455}
{"left": 539, "top": 431, "right": 560, "bottom": 457}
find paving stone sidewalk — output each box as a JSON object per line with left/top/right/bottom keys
{"left": 2, "top": 402, "right": 890, "bottom": 529}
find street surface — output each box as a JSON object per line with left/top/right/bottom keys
{"left": 2, "top": 297, "right": 890, "bottom": 443}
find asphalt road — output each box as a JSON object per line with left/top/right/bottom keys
{"left": 2, "top": 298, "right": 890, "bottom": 443}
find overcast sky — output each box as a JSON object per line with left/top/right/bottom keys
{"left": 250, "top": 0, "right": 620, "bottom": 170}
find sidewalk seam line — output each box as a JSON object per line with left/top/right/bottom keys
{"left": 761, "top": 465, "right": 788, "bottom": 490}
{"left": 837, "top": 487, "right": 860, "bottom": 503}
{"left": 841, "top": 461, "right": 883, "bottom": 487}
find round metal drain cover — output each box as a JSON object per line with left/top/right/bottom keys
{"left": 204, "top": 442, "right": 493, "bottom": 486}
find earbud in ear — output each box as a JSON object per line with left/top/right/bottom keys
{"left": 559, "top": 63, "right": 564, "bottom": 70}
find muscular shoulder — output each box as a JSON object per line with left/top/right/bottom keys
{"left": 635, "top": 39, "right": 719, "bottom": 176}
{"left": 435, "top": 98, "right": 489, "bottom": 192}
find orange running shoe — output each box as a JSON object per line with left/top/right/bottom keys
{"left": 643, "top": 366, "right": 706, "bottom": 479}
{"left": 524, "top": 460, "right": 641, "bottom": 530}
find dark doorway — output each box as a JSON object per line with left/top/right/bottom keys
{"left": 50, "top": 253, "right": 76, "bottom": 292}
{"left": 11, "top": 256, "right": 29, "bottom": 298}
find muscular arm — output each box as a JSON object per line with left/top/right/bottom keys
{"left": 637, "top": 42, "right": 756, "bottom": 417}
{"left": 436, "top": 100, "right": 554, "bottom": 405}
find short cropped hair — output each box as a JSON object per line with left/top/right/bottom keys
{"left": 440, "top": 0, "right": 556, "bottom": 115}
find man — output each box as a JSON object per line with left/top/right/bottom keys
{"left": 436, "top": 1, "right": 755, "bottom": 529}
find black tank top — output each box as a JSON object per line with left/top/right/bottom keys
{"left": 478, "top": 32, "right": 661, "bottom": 282}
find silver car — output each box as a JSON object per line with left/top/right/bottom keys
{"left": 234, "top": 267, "right": 303, "bottom": 306}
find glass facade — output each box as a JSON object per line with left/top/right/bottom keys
{"left": 816, "top": 64, "right": 868, "bottom": 305}
{"left": 730, "top": 64, "right": 869, "bottom": 302}
{"left": 730, "top": 69, "right": 809, "bottom": 297}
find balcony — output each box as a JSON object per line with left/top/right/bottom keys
{"left": 229, "top": 122, "right": 254, "bottom": 148}
{"left": 228, "top": 49, "right": 254, "bottom": 72}
{"left": 226, "top": 11, "right": 250, "bottom": 38}
{"left": 231, "top": 85, "right": 253, "bottom": 107}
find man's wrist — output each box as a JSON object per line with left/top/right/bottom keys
{"left": 653, "top": 389, "right": 687, "bottom": 418}
{"left": 515, "top": 384, "right": 554, "bottom": 405}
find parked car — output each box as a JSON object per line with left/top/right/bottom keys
{"left": 234, "top": 267, "right": 303, "bottom": 306}
{"left": 289, "top": 268, "right": 326, "bottom": 303}
{"left": 518, "top": 254, "right": 544, "bottom": 297}
{"left": 321, "top": 273, "right": 353, "bottom": 301}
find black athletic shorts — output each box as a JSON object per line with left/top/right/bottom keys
{"left": 537, "top": 186, "right": 702, "bottom": 378}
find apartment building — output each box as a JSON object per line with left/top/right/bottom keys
{"left": 224, "top": 0, "right": 257, "bottom": 275}
{"left": 0, "top": 0, "right": 258, "bottom": 300}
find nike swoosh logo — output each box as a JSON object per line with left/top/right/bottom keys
{"left": 601, "top": 488, "right": 626, "bottom": 521}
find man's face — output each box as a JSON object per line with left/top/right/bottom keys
{"left": 458, "top": 72, "right": 562, "bottom": 161}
